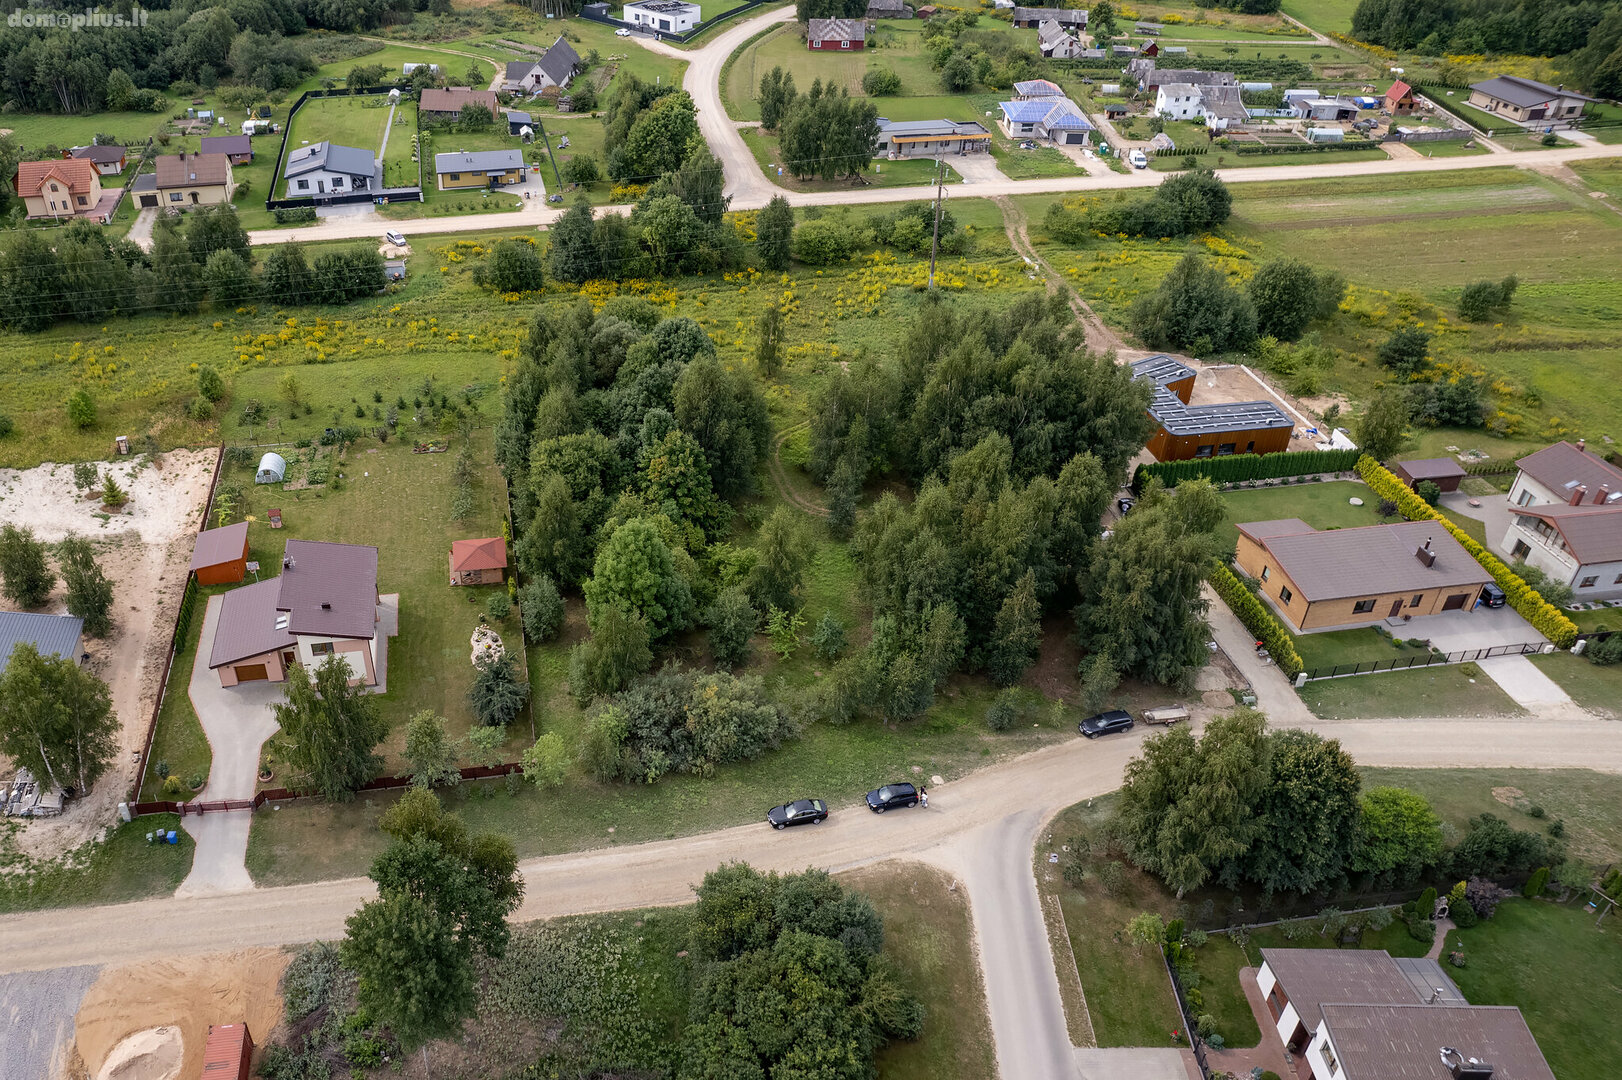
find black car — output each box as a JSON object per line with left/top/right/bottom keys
{"left": 1479, "top": 582, "right": 1506, "bottom": 609}
{"left": 767, "top": 798, "right": 828, "bottom": 829}
{"left": 1079, "top": 709, "right": 1134, "bottom": 738}
{"left": 865, "top": 782, "right": 919, "bottom": 813}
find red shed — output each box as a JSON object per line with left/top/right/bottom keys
{"left": 202, "top": 1022, "right": 254, "bottom": 1080}
{"left": 190, "top": 522, "right": 250, "bottom": 585}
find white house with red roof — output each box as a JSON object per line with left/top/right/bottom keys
{"left": 1502, "top": 440, "right": 1622, "bottom": 600}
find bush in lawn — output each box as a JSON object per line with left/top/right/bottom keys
{"left": 1405, "top": 915, "right": 1436, "bottom": 945}
{"left": 403, "top": 710, "right": 460, "bottom": 789}
{"left": 472, "top": 239, "right": 546, "bottom": 294}
{"left": 197, "top": 365, "right": 226, "bottom": 402}
{"left": 0, "top": 413, "right": 12, "bottom": 438}
{"left": 187, "top": 396, "right": 214, "bottom": 421}
{"left": 1449, "top": 897, "right": 1478, "bottom": 927}
{"left": 486, "top": 592, "right": 512, "bottom": 621}
{"left": 519, "top": 576, "right": 565, "bottom": 642}
{"left": 470, "top": 652, "right": 529, "bottom": 727}
{"left": 810, "top": 611, "right": 846, "bottom": 661}
{"left": 1458, "top": 276, "right": 1517, "bottom": 322}
{"left": 1585, "top": 633, "right": 1622, "bottom": 665}
{"left": 66, "top": 387, "right": 97, "bottom": 429}
{"left": 1464, "top": 876, "right": 1510, "bottom": 919}
{"left": 1415, "top": 479, "right": 1441, "bottom": 506}
{"left": 705, "top": 585, "right": 757, "bottom": 670}
{"left": 561, "top": 154, "right": 600, "bottom": 185}
{"left": 986, "top": 687, "right": 1025, "bottom": 732}
{"left": 521, "top": 732, "right": 569, "bottom": 789}
{"left": 862, "top": 68, "right": 902, "bottom": 95}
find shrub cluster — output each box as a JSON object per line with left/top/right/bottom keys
{"left": 1210, "top": 564, "right": 1304, "bottom": 679}
{"left": 1356, "top": 456, "right": 1578, "bottom": 646}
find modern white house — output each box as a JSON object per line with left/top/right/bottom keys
{"left": 1258, "top": 948, "right": 1556, "bottom": 1080}
{"left": 282, "top": 141, "right": 378, "bottom": 198}
{"left": 623, "top": 0, "right": 700, "bottom": 32}
{"left": 1500, "top": 440, "right": 1622, "bottom": 601}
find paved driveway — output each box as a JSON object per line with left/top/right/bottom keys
{"left": 177, "top": 593, "right": 283, "bottom": 897}
{"left": 1416, "top": 605, "right": 1544, "bottom": 652}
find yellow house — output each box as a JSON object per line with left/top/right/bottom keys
{"left": 434, "top": 149, "right": 525, "bottom": 191}
{"left": 1235, "top": 518, "right": 1492, "bottom": 633}
{"left": 155, "top": 151, "right": 235, "bottom": 208}
{"left": 15, "top": 159, "right": 103, "bottom": 219}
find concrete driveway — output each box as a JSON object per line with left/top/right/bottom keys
{"left": 176, "top": 593, "right": 283, "bottom": 897}
{"left": 1415, "top": 606, "right": 1544, "bottom": 652}
{"left": 948, "top": 153, "right": 1007, "bottom": 184}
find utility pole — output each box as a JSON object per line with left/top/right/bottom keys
{"left": 927, "top": 156, "right": 944, "bottom": 289}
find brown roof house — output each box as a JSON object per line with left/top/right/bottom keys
{"left": 190, "top": 522, "right": 250, "bottom": 585}
{"left": 1235, "top": 519, "right": 1492, "bottom": 632}
{"left": 155, "top": 151, "right": 235, "bottom": 209}
{"left": 200, "top": 134, "right": 254, "bottom": 164}
{"left": 209, "top": 539, "right": 397, "bottom": 688}
{"left": 450, "top": 537, "right": 508, "bottom": 586}
{"left": 1393, "top": 457, "right": 1467, "bottom": 494}
{"left": 419, "top": 87, "right": 502, "bottom": 121}
{"left": 1502, "top": 439, "right": 1622, "bottom": 600}
{"left": 1259, "top": 948, "right": 1556, "bottom": 1080}
{"left": 15, "top": 158, "right": 105, "bottom": 220}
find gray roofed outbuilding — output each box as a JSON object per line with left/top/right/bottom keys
{"left": 1395, "top": 457, "right": 1467, "bottom": 481}
{"left": 0, "top": 612, "right": 83, "bottom": 674}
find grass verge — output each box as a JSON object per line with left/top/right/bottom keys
{"left": 1298, "top": 665, "right": 1526, "bottom": 719}
{"left": 0, "top": 814, "right": 193, "bottom": 913}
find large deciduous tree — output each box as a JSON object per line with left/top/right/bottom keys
{"left": 1353, "top": 785, "right": 1444, "bottom": 880}
{"left": 1248, "top": 258, "right": 1345, "bottom": 342}
{"left": 0, "top": 642, "right": 118, "bottom": 795}
{"left": 1129, "top": 252, "right": 1258, "bottom": 354}
{"left": 0, "top": 523, "right": 55, "bottom": 608}
{"left": 583, "top": 517, "right": 694, "bottom": 642}
{"left": 1235, "top": 729, "right": 1361, "bottom": 894}
{"left": 56, "top": 535, "right": 114, "bottom": 638}
{"left": 674, "top": 354, "right": 772, "bottom": 497}
{"left": 273, "top": 654, "right": 389, "bottom": 801}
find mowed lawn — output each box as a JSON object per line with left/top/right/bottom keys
{"left": 1298, "top": 665, "right": 1525, "bottom": 719}
{"left": 1448, "top": 900, "right": 1622, "bottom": 1080}
{"left": 847, "top": 863, "right": 998, "bottom": 1080}
{"left": 285, "top": 95, "right": 393, "bottom": 160}
{"left": 1529, "top": 652, "right": 1622, "bottom": 720}
{"left": 1217, "top": 479, "right": 1395, "bottom": 551}
{"left": 220, "top": 430, "right": 526, "bottom": 768}
{"left": 1279, "top": 0, "right": 1361, "bottom": 31}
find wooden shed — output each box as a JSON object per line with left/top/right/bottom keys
{"left": 1392, "top": 457, "right": 1467, "bottom": 493}
{"left": 201, "top": 1022, "right": 254, "bottom": 1080}
{"left": 190, "top": 522, "right": 250, "bottom": 585}
{"left": 450, "top": 537, "right": 508, "bottom": 586}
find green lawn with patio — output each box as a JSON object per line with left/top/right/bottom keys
{"left": 1217, "top": 479, "right": 1395, "bottom": 551}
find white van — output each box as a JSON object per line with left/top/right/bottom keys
{"left": 1129, "top": 150, "right": 1149, "bottom": 169}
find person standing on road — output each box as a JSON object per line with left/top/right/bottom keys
{"left": 920, "top": 787, "right": 929, "bottom": 809}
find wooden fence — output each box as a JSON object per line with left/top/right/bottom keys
{"left": 129, "top": 761, "right": 526, "bottom": 817}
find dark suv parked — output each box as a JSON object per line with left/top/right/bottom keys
{"left": 1079, "top": 709, "right": 1134, "bottom": 738}
{"left": 865, "top": 782, "right": 919, "bottom": 813}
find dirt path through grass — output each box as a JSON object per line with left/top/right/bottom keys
{"left": 769, "top": 422, "right": 828, "bottom": 517}
{"left": 994, "top": 195, "right": 1125, "bottom": 355}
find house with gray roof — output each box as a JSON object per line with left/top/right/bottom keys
{"left": 282, "top": 141, "right": 378, "bottom": 198}
{"left": 1235, "top": 519, "right": 1492, "bottom": 631}
{"left": 875, "top": 118, "right": 990, "bottom": 156}
{"left": 434, "top": 149, "right": 526, "bottom": 190}
{"left": 0, "top": 612, "right": 83, "bottom": 675}
{"left": 1468, "top": 75, "right": 1594, "bottom": 126}
{"left": 1037, "top": 19, "right": 1089, "bottom": 57}
{"left": 1499, "top": 440, "right": 1622, "bottom": 600}
{"left": 1258, "top": 949, "right": 1555, "bottom": 1080}
{"left": 537, "top": 35, "right": 582, "bottom": 87}
{"left": 209, "top": 539, "right": 395, "bottom": 688}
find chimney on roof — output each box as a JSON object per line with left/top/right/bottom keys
{"left": 1416, "top": 540, "right": 1437, "bottom": 568}
{"left": 1599, "top": 485, "right": 1612, "bottom": 505}
{"left": 1577, "top": 438, "right": 1586, "bottom": 453}
{"left": 320, "top": 602, "right": 332, "bottom": 609}
{"left": 1570, "top": 484, "right": 1588, "bottom": 507}
{"left": 283, "top": 554, "right": 295, "bottom": 570}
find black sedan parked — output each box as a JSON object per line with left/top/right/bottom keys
{"left": 1079, "top": 709, "right": 1134, "bottom": 738}
{"left": 767, "top": 798, "right": 828, "bottom": 829}
{"left": 865, "top": 782, "right": 919, "bottom": 813}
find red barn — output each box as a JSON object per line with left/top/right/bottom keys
{"left": 190, "top": 522, "right": 250, "bottom": 585}
{"left": 807, "top": 18, "right": 865, "bottom": 49}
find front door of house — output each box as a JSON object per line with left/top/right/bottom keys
{"left": 1390, "top": 598, "right": 1403, "bottom": 617}
{"left": 318, "top": 179, "right": 326, "bottom": 193}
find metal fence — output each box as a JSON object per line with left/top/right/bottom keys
{"left": 1164, "top": 953, "right": 1211, "bottom": 1080}
{"left": 1303, "top": 641, "right": 1544, "bottom": 681}
{"left": 264, "top": 86, "right": 424, "bottom": 211}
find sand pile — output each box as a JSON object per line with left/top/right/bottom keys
{"left": 96, "top": 1026, "right": 183, "bottom": 1080}
{"left": 73, "top": 949, "right": 289, "bottom": 1080}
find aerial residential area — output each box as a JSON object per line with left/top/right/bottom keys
{"left": 1, "top": 0, "right": 1620, "bottom": 1074}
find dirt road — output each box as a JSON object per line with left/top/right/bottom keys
{"left": 4, "top": 714, "right": 1619, "bottom": 976}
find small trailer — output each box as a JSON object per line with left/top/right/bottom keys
{"left": 1141, "top": 705, "right": 1189, "bottom": 726}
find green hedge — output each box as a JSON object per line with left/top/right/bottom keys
{"left": 1355, "top": 455, "right": 1578, "bottom": 647}
{"left": 1211, "top": 564, "right": 1304, "bottom": 679}
{"left": 1134, "top": 448, "right": 1359, "bottom": 491}
{"left": 273, "top": 205, "right": 317, "bottom": 224}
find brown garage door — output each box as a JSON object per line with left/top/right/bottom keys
{"left": 1442, "top": 593, "right": 1469, "bottom": 611}
{"left": 235, "top": 663, "right": 269, "bottom": 682}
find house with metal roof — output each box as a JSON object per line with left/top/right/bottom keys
{"left": 997, "top": 96, "right": 1093, "bottom": 144}
{"left": 808, "top": 18, "right": 865, "bottom": 48}
{"left": 1130, "top": 355, "right": 1292, "bottom": 462}
{"left": 191, "top": 522, "right": 251, "bottom": 585}
{"left": 282, "top": 141, "right": 377, "bottom": 198}
{"left": 623, "top": 0, "right": 700, "bottom": 33}
{"left": 0, "top": 612, "right": 83, "bottom": 675}
{"left": 420, "top": 87, "right": 501, "bottom": 121}
{"left": 434, "top": 149, "right": 525, "bottom": 190}
{"left": 875, "top": 118, "right": 991, "bottom": 157}
{"left": 1499, "top": 440, "right": 1622, "bottom": 600}
{"left": 1234, "top": 520, "right": 1492, "bottom": 632}
{"left": 209, "top": 539, "right": 396, "bottom": 688}
{"left": 1012, "top": 6, "right": 1086, "bottom": 28}
{"left": 1258, "top": 949, "right": 1555, "bottom": 1080}
{"left": 1013, "top": 78, "right": 1066, "bottom": 99}
{"left": 1468, "top": 75, "right": 1595, "bottom": 126}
